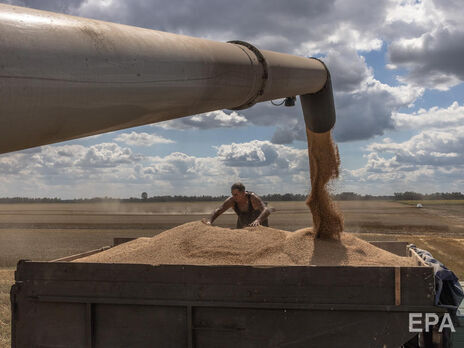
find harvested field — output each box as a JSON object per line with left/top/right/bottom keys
{"left": 0, "top": 201, "right": 462, "bottom": 267}
{"left": 76, "top": 221, "right": 416, "bottom": 266}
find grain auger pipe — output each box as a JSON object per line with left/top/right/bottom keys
{"left": 0, "top": 4, "right": 335, "bottom": 154}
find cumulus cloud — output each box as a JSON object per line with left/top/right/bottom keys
{"left": 156, "top": 110, "right": 248, "bottom": 130}
{"left": 0, "top": 140, "right": 311, "bottom": 197}
{"left": 326, "top": 47, "right": 425, "bottom": 141}
{"left": 72, "top": 0, "right": 334, "bottom": 53}
{"left": 366, "top": 126, "right": 464, "bottom": 166}
{"left": 114, "top": 131, "right": 174, "bottom": 146}
{"left": 216, "top": 140, "right": 308, "bottom": 173}
{"left": 0, "top": 143, "right": 142, "bottom": 175}
{"left": 0, "top": 152, "right": 30, "bottom": 175}
{"left": 140, "top": 142, "right": 310, "bottom": 195}
{"left": 217, "top": 141, "right": 279, "bottom": 167}
{"left": 0, "top": 142, "right": 146, "bottom": 196}
{"left": 214, "top": 140, "right": 310, "bottom": 193}
{"left": 271, "top": 48, "right": 424, "bottom": 143}
{"left": 271, "top": 123, "right": 305, "bottom": 145}
{"left": 393, "top": 102, "right": 464, "bottom": 129}
{"left": 76, "top": 143, "right": 142, "bottom": 168}
{"left": 345, "top": 125, "right": 464, "bottom": 193}
{"left": 389, "top": 28, "right": 464, "bottom": 90}
{"left": 2, "top": 0, "right": 83, "bottom": 12}
{"left": 386, "top": 0, "right": 464, "bottom": 90}
{"left": 343, "top": 99, "right": 464, "bottom": 193}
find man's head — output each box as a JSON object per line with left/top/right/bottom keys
{"left": 231, "top": 182, "right": 246, "bottom": 201}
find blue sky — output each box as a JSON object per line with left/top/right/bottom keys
{"left": 0, "top": 0, "right": 463, "bottom": 198}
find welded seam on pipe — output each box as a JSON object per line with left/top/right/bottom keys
{"left": 227, "top": 40, "right": 268, "bottom": 110}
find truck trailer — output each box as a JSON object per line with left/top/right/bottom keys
{"left": 10, "top": 241, "right": 443, "bottom": 347}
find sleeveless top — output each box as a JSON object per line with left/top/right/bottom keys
{"left": 233, "top": 192, "right": 269, "bottom": 228}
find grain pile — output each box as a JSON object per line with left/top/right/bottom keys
{"left": 75, "top": 221, "right": 415, "bottom": 266}
{"left": 306, "top": 128, "right": 344, "bottom": 240}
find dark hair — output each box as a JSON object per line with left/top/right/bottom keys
{"left": 231, "top": 182, "right": 245, "bottom": 192}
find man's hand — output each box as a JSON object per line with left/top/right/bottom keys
{"left": 201, "top": 218, "right": 212, "bottom": 225}
{"left": 249, "top": 220, "right": 261, "bottom": 227}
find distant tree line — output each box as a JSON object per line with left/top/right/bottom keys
{"left": 331, "top": 191, "right": 464, "bottom": 201}
{"left": 331, "top": 192, "right": 395, "bottom": 201}
{"left": 0, "top": 197, "right": 120, "bottom": 203}
{"left": 0, "top": 191, "right": 462, "bottom": 203}
{"left": 392, "top": 191, "right": 464, "bottom": 200}
{"left": 126, "top": 195, "right": 229, "bottom": 202}
{"left": 261, "top": 193, "right": 307, "bottom": 201}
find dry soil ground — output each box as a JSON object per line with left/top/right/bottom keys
{"left": 0, "top": 200, "right": 463, "bottom": 346}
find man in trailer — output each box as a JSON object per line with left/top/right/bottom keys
{"left": 202, "top": 182, "right": 271, "bottom": 228}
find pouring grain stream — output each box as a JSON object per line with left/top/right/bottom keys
{"left": 305, "top": 128, "right": 344, "bottom": 240}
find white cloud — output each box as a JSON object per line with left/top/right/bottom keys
{"left": 366, "top": 126, "right": 464, "bottom": 166}
{"left": 0, "top": 140, "right": 311, "bottom": 197}
{"left": 385, "top": 0, "right": 434, "bottom": 28}
{"left": 386, "top": 1, "right": 464, "bottom": 90}
{"left": 0, "top": 143, "right": 142, "bottom": 175}
{"left": 156, "top": 110, "right": 248, "bottom": 130}
{"left": 114, "top": 131, "right": 174, "bottom": 146}
{"left": 393, "top": 101, "right": 464, "bottom": 129}
{"left": 270, "top": 48, "right": 424, "bottom": 143}
{"left": 3, "top": 0, "right": 83, "bottom": 13}
{"left": 216, "top": 140, "right": 308, "bottom": 175}
{"left": 76, "top": 143, "right": 142, "bottom": 168}
{"left": 344, "top": 124, "right": 464, "bottom": 194}
{"left": 217, "top": 141, "right": 278, "bottom": 167}
{"left": 0, "top": 152, "right": 30, "bottom": 175}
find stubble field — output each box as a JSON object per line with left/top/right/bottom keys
{"left": 0, "top": 200, "right": 463, "bottom": 347}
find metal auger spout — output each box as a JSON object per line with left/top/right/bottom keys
{"left": 300, "top": 59, "right": 336, "bottom": 134}
{"left": 0, "top": 4, "right": 336, "bottom": 154}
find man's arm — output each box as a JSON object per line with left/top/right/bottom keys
{"left": 203, "top": 197, "right": 234, "bottom": 225}
{"left": 249, "top": 193, "right": 271, "bottom": 226}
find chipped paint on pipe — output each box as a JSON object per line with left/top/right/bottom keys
{"left": 0, "top": 4, "right": 330, "bottom": 154}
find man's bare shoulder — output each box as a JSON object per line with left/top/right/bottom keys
{"left": 222, "top": 196, "right": 235, "bottom": 207}
{"left": 249, "top": 192, "right": 266, "bottom": 208}
{"left": 249, "top": 192, "right": 264, "bottom": 201}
